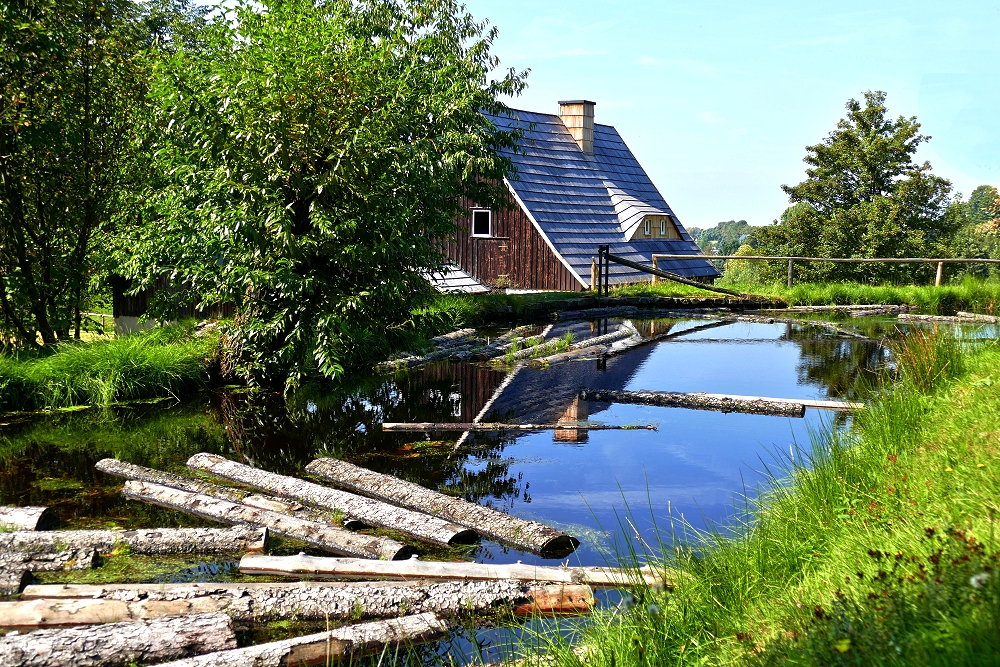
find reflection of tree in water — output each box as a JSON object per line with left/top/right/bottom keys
{"left": 208, "top": 362, "right": 527, "bottom": 511}
{"left": 783, "top": 324, "right": 893, "bottom": 400}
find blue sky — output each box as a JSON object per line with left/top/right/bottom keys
{"left": 464, "top": 0, "right": 1000, "bottom": 229}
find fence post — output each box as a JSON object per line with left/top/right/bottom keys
{"left": 935, "top": 262, "right": 943, "bottom": 287}
{"left": 787, "top": 259, "right": 794, "bottom": 288}
{"left": 591, "top": 257, "right": 598, "bottom": 292}
{"left": 651, "top": 257, "right": 659, "bottom": 285}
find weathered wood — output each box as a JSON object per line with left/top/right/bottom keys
{"left": 429, "top": 328, "right": 477, "bottom": 345}
{"left": 605, "top": 319, "right": 736, "bottom": 356}
{"left": 0, "top": 506, "right": 58, "bottom": 531}
{"left": 0, "top": 570, "right": 31, "bottom": 596}
{"left": 897, "top": 313, "right": 985, "bottom": 323}
{"left": 96, "top": 459, "right": 366, "bottom": 530}
{"left": 579, "top": 389, "right": 807, "bottom": 417}
{"left": 381, "top": 422, "right": 657, "bottom": 432}
{"left": 239, "top": 554, "right": 667, "bottom": 589}
{"left": 583, "top": 389, "right": 862, "bottom": 413}
{"left": 527, "top": 345, "right": 606, "bottom": 368}
{"left": 760, "top": 304, "right": 909, "bottom": 314}
{"left": 0, "top": 612, "right": 235, "bottom": 667}
{"left": 152, "top": 613, "right": 448, "bottom": 667}
{"left": 604, "top": 252, "right": 749, "bottom": 297}
{"left": 0, "top": 525, "right": 266, "bottom": 557}
{"left": 15, "top": 580, "right": 594, "bottom": 624}
{"left": 569, "top": 324, "right": 635, "bottom": 349}
{"left": 305, "top": 458, "right": 580, "bottom": 557}
{"left": 122, "top": 481, "right": 414, "bottom": 560}
{"left": 0, "top": 549, "right": 96, "bottom": 573}
{"left": 957, "top": 311, "right": 1000, "bottom": 322}
{"left": 186, "top": 454, "right": 477, "bottom": 548}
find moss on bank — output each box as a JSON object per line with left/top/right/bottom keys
{"left": 526, "top": 331, "right": 1000, "bottom": 665}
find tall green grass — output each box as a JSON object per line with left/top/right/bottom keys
{"left": 521, "top": 330, "right": 1000, "bottom": 665}
{"left": 0, "top": 324, "right": 218, "bottom": 411}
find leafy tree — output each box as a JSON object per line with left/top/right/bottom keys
{"left": 0, "top": 0, "right": 148, "bottom": 346}
{"left": 118, "top": 0, "right": 526, "bottom": 387}
{"left": 949, "top": 185, "right": 1000, "bottom": 279}
{"left": 755, "top": 91, "right": 957, "bottom": 283}
{"left": 689, "top": 219, "right": 754, "bottom": 256}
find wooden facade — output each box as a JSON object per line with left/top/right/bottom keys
{"left": 444, "top": 193, "right": 585, "bottom": 292}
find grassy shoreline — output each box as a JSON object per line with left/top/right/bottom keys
{"left": 523, "top": 330, "right": 1000, "bottom": 665}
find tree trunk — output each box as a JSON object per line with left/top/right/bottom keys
{"left": 579, "top": 389, "right": 808, "bottom": 417}
{"left": 0, "top": 612, "right": 235, "bottom": 667}
{"left": 0, "top": 570, "right": 31, "bottom": 596}
{"left": 305, "top": 458, "right": 580, "bottom": 558}
{"left": 15, "top": 580, "right": 594, "bottom": 625}
{"left": 0, "top": 525, "right": 267, "bottom": 557}
{"left": 150, "top": 613, "right": 448, "bottom": 667}
{"left": 0, "top": 549, "right": 96, "bottom": 573}
{"left": 526, "top": 345, "right": 607, "bottom": 368}
{"left": 380, "top": 422, "right": 656, "bottom": 432}
{"left": 0, "top": 506, "right": 58, "bottom": 531}
{"left": 238, "top": 554, "right": 668, "bottom": 589}
{"left": 186, "top": 454, "right": 476, "bottom": 548}
{"left": 122, "top": 481, "right": 414, "bottom": 560}
{"left": 96, "top": 459, "right": 366, "bottom": 530}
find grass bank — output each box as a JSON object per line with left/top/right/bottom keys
{"left": 526, "top": 330, "right": 1000, "bottom": 665}
{"left": 0, "top": 322, "right": 219, "bottom": 412}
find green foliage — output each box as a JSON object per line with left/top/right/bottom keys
{"left": 118, "top": 0, "right": 526, "bottom": 388}
{"left": 754, "top": 91, "right": 958, "bottom": 284}
{"left": 0, "top": 323, "right": 217, "bottom": 411}
{"left": 720, "top": 243, "right": 769, "bottom": 286}
{"left": 689, "top": 220, "right": 755, "bottom": 256}
{"left": 950, "top": 185, "right": 1000, "bottom": 280}
{"left": 0, "top": 0, "right": 149, "bottom": 346}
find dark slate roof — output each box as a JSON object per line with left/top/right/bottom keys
{"left": 488, "top": 109, "right": 720, "bottom": 286}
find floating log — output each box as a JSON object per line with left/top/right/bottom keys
{"left": 95, "top": 459, "right": 366, "bottom": 530}
{"left": 0, "top": 525, "right": 267, "bottom": 557}
{"left": 153, "top": 613, "right": 449, "bottom": 667}
{"left": 579, "top": 389, "right": 807, "bottom": 417}
{"left": 0, "top": 570, "right": 31, "bottom": 596}
{"left": 0, "top": 506, "right": 57, "bottom": 531}
{"left": 0, "top": 612, "right": 235, "bottom": 667}
{"left": 381, "top": 422, "right": 657, "bottom": 432}
{"left": 527, "top": 345, "right": 606, "bottom": 368}
{"left": 305, "top": 458, "right": 580, "bottom": 557}
{"left": 122, "top": 481, "right": 414, "bottom": 560}
{"left": 0, "top": 549, "right": 96, "bottom": 573}
{"left": 429, "top": 328, "right": 477, "bottom": 345}
{"left": 898, "top": 313, "right": 970, "bottom": 323}
{"left": 186, "top": 454, "right": 476, "bottom": 548}
{"left": 470, "top": 327, "right": 536, "bottom": 360}
{"left": 582, "top": 389, "right": 862, "bottom": 413}
{"left": 15, "top": 580, "right": 594, "bottom": 625}
{"left": 957, "top": 311, "right": 999, "bottom": 322}
{"left": 760, "top": 304, "right": 909, "bottom": 314}
{"left": 239, "top": 554, "right": 668, "bottom": 589}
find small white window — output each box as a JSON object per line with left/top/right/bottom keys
{"left": 660, "top": 219, "right": 666, "bottom": 236}
{"left": 644, "top": 219, "right": 650, "bottom": 236}
{"left": 471, "top": 209, "right": 491, "bottom": 237}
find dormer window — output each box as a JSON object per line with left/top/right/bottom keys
{"left": 644, "top": 219, "right": 650, "bottom": 236}
{"left": 472, "top": 209, "right": 492, "bottom": 237}
{"left": 660, "top": 219, "right": 666, "bottom": 235}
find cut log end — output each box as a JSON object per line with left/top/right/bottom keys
{"left": 0, "top": 506, "right": 59, "bottom": 531}
{"left": 540, "top": 535, "right": 582, "bottom": 559}
{"left": 0, "top": 569, "right": 32, "bottom": 596}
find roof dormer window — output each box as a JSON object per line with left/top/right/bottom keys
{"left": 471, "top": 209, "right": 492, "bottom": 237}
{"left": 644, "top": 219, "right": 651, "bottom": 236}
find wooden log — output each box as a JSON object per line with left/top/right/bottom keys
{"left": 305, "top": 458, "right": 580, "bottom": 557}
{"left": 579, "top": 389, "right": 807, "bottom": 417}
{"left": 95, "top": 459, "right": 366, "bottom": 530}
{"left": 122, "top": 481, "right": 415, "bottom": 560}
{"left": 957, "top": 311, "right": 1000, "bottom": 322}
{"left": 186, "top": 454, "right": 477, "bottom": 548}
{"left": 15, "top": 580, "right": 594, "bottom": 624}
{"left": 897, "top": 313, "right": 979, "bottom": 323}
{"left": 238, "top": 554, "right": 668, "bottom": 589}
{"left": 0, "top": 612, "right": 235, "bottom": 667}
{"left": 151, "top": 613, "right": 448, "bottom": 667}
{"left": 381, "top": 422, "right": 657, "bottom": 432}
{"left": 0, "top": 506, "right": 58, "bottom": 531}
{"left": 0, "top": 549, "right": 97, "bottom": 573}
{"left": 582, "top": 389, "right": 861, "bottom": 413}
{"left": 0, "top": 570, "right": 31, "bottom": 596}
{"left": 429, "top": 328, "right": 476, "bottom": 345}
{"left": 0, "top": 525, "right": 267, "bottom": 557}
{"left": 527, "top": 345, "right": 606, "bottom": 368}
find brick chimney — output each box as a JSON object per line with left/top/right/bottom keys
{"left": 559, "top": 100, "right": 595, "bottom": 155}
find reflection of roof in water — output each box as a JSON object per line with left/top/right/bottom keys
{"left": 485, "top": 327, "right": 657, "bottom": 424}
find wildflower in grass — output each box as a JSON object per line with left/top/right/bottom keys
{"left": 970, "top": 572, "right": 990, "bottom": 589}
{"left": 833, "top": 638, "right": 851, "bottom": 653}
{"left": 978, "top": 463, "right": 986, "bottom": 468}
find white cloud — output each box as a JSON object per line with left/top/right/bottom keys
{"left": 698, "top": 111, "right": 725, "bottom": 125}
{"left": 635, "top": 55, "right": 664, "bottom": 66}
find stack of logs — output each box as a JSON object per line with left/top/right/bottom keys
{"left": 0, "top": 454, "right": 636, "bottom": 667}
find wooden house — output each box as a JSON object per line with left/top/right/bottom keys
{"left": 439, "top": 100, "right": 719, "bottom": 292}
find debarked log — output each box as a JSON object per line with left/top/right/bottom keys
{"left": 186, "top": 453, "right": 477, "bottom": 548}
{"left": 152, "top": 613, "right": 448, "bottom": 667}
{"left": 0, "top": 570, "right": 31, "bottom": 596}
{"left": 0, "top": 506, "right": 58, "bottom": 531}
{"left": 14, "top": 580, "right": 594, "bottom": 625}
{"left": 0, "top": 525, "right": 267, "bottom": 557}
{"left": 122, "top": 481, "right": 414, "bottom": 560}
{"left": 579, "top": 389, "right": 807, "bottom": 418}
{"left": 239, "top": 553, "right": 668, "bottom": 589}
{"left": 305, "top": 458, "right": 580, "bottom": 558}
{"left": 380, "top": 422, "right": 657, "bottom": 432}
{"left": 899, "top": 312, "right": 999, "bottom": 324}
{"left": 95, "top": 459, "right": 366, "bottom": 530}
{"left": 527, "top": 345, "right": 607, "bottom": 368}
{"left": 0, "top": 612, "right": 235, "bottom": 667}
{"left": 0, "top": 549, "right": 97, "bottom": 573}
